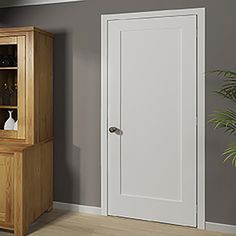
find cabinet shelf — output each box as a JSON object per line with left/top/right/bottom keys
{"left": 0, "top": 106, "right": 17, "bottom": 109}
{"left": 0, "top": 130, "right": 17, "bottom": 138}
{"left": 0, "top": 67, "right": 17, "bottom": 70}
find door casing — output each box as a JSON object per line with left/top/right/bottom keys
{"left": 101, "top": 8, "right": 205, "bottom": 229}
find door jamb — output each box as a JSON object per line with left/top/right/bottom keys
{"left": 101, "top": 8, "right": 205, "bottom": 229}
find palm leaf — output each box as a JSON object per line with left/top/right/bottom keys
{"left": 211, "top": 70, "right": 236, "bottom": 102}
{"left": 209, "top": 70, "right": 236, "bottom": 168}
{"left": 209, "top": 109, "right": 236, "bottom": 135}
{"left": 223, "top": 145, "right": 236, "bottom": 167}
{"left": 211, "top": 70, "right": 236, "bottom": 78}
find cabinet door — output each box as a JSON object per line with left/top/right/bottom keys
{"left": 0, "top": 36, "right": 26, "bottom": 140}
{"left": 0, "top": 154, "right": 14, "bottom": 227}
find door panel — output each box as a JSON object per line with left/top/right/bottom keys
{"left": 0, "top": 154, "right": 14, "bottom": 227}
{"left": 121, "top": 28, "right": 183, "bottom": 201}
{"left": 108, "top": 15, "right": 197, "bottom": 226}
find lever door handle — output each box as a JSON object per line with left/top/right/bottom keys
{"left": 109, "top": 127, "right": 122, "bottom": 135}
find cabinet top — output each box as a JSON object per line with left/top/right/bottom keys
{"left": 0, "top": 26, "right": 53, "bottom": 37}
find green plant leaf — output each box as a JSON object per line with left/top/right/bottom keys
{"left": 209, "top": 109, "right": 236, "bottom": 135}
{"left": 211, "top": 70, "right": 236, "bottom": 102}
{"left": 209, "top": 70, "right": 236, "bottom": 168}
{"left": 223, "top": 145, "right": 236, "bottom": 167}
{"left": 211, "top": 70, "right": 236, "bottom": 78}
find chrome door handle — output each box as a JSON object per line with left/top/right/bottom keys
{"left": 109, "top": 127, "right": 122, "bottom": 135}
{"left": 109, "top": 127, "right": 119, "bottom": 133}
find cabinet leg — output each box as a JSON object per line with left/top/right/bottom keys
{"left": 14, "top": 225, "right": 28, "bottom": 236}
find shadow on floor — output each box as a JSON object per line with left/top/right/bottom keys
{"left": 28, "top": 210, "right": 70, "bottom": 235}
{"left": 0, "top": 210, "right": 70, "bottom": 236}
{"left": 0, "top": 229, "right": 12, "bottom": 236}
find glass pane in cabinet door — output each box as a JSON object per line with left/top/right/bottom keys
{"left": 0, "top": 71, "right": 17, "bottom": 107}
{"left": 0, "top": 45, "right": 17, "bottom": 68}
{"left": 0, "top": 109, "right": 17, "bottom": 130}
{"left": 0, "top": 44, "right": 18, "bottom": 131}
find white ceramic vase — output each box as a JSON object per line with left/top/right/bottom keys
{"left": 13, "top": 120, "right": 18, "bottom": 131}
{"left": 4, "top": 111, "right": 15, "bottom": 130}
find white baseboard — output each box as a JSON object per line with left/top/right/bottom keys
{"left": 53, "top": 201, "right": 101, "bottom": 215}
{"left": 0, "top": 0, "right": 84, "bottom": 8}
{"left": 206, "top": 222, "right": 236, "bottom": 234}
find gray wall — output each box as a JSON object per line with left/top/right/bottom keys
{"left": 1, "top": 0, "right": 236, "bottom": 225}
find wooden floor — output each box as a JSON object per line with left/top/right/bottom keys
{"left": 0, "top": 210, "right": 234, "bottom": 236}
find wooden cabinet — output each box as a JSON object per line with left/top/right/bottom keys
{"left": 0, "top": 27, "right": 53, "bottom": 236}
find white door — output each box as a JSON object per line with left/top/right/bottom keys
{"left": 107, "top": 14, "right": 197, "bottom": 227}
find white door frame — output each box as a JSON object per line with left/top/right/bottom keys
{"left": 101, "top": 8, "right": 205, "bottom": 229}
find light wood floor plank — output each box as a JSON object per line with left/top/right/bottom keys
{"left": 0, "top": 210, "right": 234, "bottom": 236}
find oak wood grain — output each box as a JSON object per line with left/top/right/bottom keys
{"left": 0, "top": 27, "right": 53, "bottom": 236}
{"left": 0, "top": 154, "right": 14, "bottom": 228}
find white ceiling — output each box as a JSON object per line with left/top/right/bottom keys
{"left": 0, "top": 0, "right": 84, "bottom": 8}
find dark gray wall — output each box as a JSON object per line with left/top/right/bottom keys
{"left": 1, "top": 0, "right": 236, "bottom": 225}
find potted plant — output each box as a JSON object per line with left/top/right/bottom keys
{"left": 209, "top": 70, "right": 236, "bottom": 167}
